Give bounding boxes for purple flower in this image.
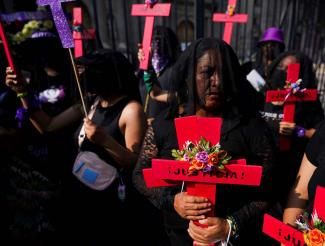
[183,154,189,161]
[195,151,208,163]
[15,107,29,128]
[203,164,214,173]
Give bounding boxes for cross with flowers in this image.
[212,0,248,44]
[263,186,325,246]
[265,63,318,150]
[131,0,171,70]
[143,116,263,245]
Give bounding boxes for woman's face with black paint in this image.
[195,49,224,113]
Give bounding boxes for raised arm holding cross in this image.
[131,1,171,70]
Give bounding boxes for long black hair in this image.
[152,26,181,64]
[77,49,140,102]
[266,51,318,90]
[167,38,257,118]
[254,41,285,78]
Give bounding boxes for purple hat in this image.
[258,27,284,45]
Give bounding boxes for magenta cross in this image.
[212,0,248,45]
[37,0,75,48]
[131,2,171,70]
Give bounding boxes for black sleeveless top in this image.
[75,96,130,169]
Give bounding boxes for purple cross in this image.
[37,0,75,48]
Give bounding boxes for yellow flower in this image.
[28,20,39,29]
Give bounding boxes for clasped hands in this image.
[174,192,230,245]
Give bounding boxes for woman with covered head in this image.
[260,51,324,206]
[133,38,277,246]
[138,26,181,124]
[6,50,147,244]
[241,27,285,79]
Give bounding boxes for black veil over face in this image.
[167,38,257,118]
[153,26,180,64]
[254,41,285,77]
[266,51,318,90]
[76,50,140,101]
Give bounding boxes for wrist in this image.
[227,215,240,240]
[17,91,28,98]
[224,218,231,240]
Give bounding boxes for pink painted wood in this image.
[212,0,248,44]
[73,7,95,58]
[131,3,171,70]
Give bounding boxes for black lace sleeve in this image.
[231,118,276,237]
[132,126,177,210]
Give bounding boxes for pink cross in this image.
[73,7,95,58]
[265,64,318,150]
[143,116,263,245]
[263,186,325,246]
[212,0,248,45]
[0,20,16,73]
[131,2,171,70]
[37,0,75,48]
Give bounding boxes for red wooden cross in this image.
[265,63,318,151]
[0,20,16,73]
[212,0,248,45]
[73,7,95,58]
[263,186,325,246]
[131,2,171,70]
[143,116,263,245]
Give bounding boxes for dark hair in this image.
[153,26,181,63]
[255,41,285,78]
[266,51,317,89]
[77,49,140,101]
[167,38,257,118]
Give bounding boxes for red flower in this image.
[191,159,204,170]
[208,153,219,166]
[304,229,325,246]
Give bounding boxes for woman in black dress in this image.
[260,51,324,205]
[6,50,147,245]
[133,38,278,246]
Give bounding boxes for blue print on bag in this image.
[73,162,85,173]
[82,168,98,184]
